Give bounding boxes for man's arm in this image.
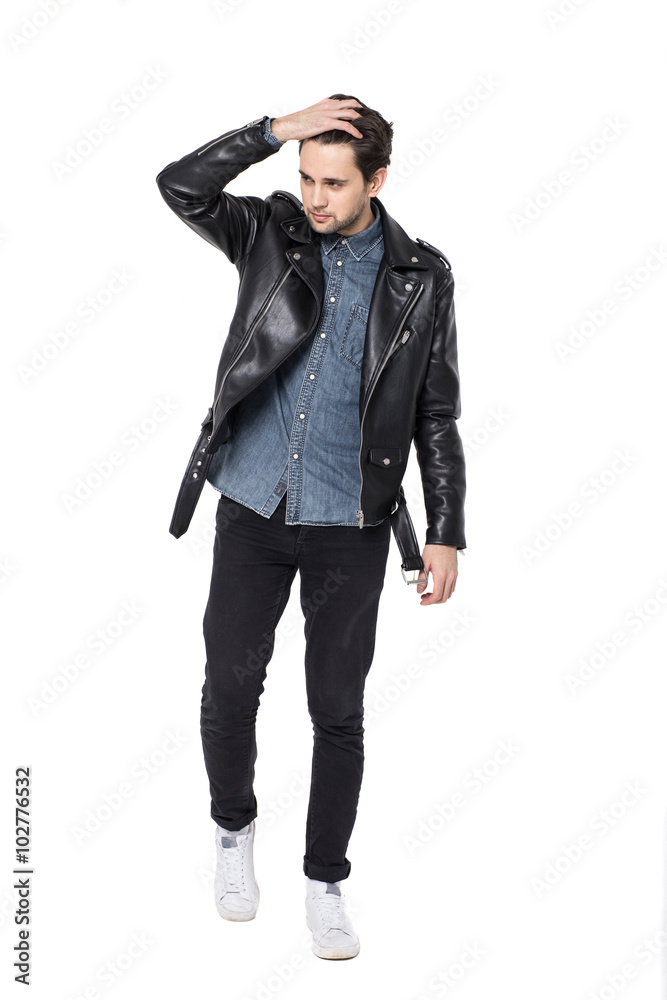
[155,99,365,265]
[412,266,466,605]
[412,267,467,550]
[155,116,281,264]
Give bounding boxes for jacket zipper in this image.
[387,325,412,359]
[356,283,423,528]
[209,263,293,440]
[196,119,261,156]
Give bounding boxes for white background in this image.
[2,0,667,996]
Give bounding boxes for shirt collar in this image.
[320,200,383,260]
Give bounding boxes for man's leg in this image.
[201,493,298,832]
[297,516,392,881]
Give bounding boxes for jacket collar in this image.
[279,194,429,271]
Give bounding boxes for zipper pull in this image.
[388,327,411,359]
[356,509,364,528]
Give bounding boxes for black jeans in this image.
[201,489,392,882]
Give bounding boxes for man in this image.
[156,95,466,960]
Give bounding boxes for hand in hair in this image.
[271,97,364,143]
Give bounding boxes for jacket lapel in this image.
[279,217,324,306]
[280,196,429,418]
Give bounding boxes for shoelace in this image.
[315,892,348,931]
[217,834,250,895]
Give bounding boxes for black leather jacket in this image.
[156,115,466,565]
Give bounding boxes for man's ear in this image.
[370,167,388,197]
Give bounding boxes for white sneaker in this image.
[214,820,259,921]
[305,877,360,959]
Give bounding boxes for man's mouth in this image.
[311,212,331,221]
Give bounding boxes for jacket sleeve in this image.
[155,117,282,264]
[412,267,467,550]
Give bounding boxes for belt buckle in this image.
[401,566,429,586]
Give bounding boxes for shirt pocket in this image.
[339,303,369,370]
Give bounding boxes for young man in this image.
[156,95,466,960]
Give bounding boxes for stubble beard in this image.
[307,193,370,236]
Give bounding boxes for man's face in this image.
[298,139,385,236]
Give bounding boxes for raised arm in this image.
[155,116,281,264]
[155,99,365,265]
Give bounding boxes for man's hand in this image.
[416,544,458,605]
[271,97,364,144]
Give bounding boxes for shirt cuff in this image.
[262,117,284,149]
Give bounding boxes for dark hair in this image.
[298,93,393,183]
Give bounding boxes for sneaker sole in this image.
[216,898,259,921]
[305,917,360,959]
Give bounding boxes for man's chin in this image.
[308,213,338,232]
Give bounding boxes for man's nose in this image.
[312,186,328,208]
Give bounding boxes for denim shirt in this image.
[206,121,386,525]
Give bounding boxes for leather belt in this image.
[169,408,427,586]
[389,487,428,586]
[168,408,215,541]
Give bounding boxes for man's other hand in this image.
[416,544,458,605]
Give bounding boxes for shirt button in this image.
[341,239,346,244]
[309,373,315,380]
[299,413,305,419]
[293,252,301,259]
[329,296,336,302]
[405,283,413,291]
[336,260,342,266]
[411,256,419,262]
[293,453,299,459]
